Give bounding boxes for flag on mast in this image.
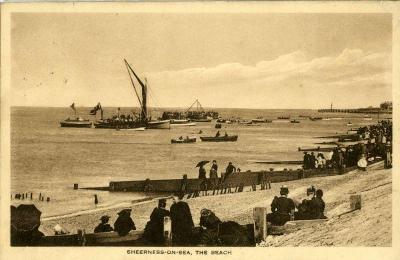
[90,102,102,115]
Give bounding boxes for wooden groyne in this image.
[81,160,382,193]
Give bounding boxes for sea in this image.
[10,107,388,218]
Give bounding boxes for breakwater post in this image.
[94,194,98,205]
[253,207,267,243]
[163,216,172,246]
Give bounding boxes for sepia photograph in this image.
[1,2,399,258]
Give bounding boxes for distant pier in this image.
[317,108,392,114]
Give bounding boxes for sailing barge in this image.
[93,60,170,130]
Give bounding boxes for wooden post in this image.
[163,216,172,246]
[74,184,79,190]
[94,195,98,205]
[39,193,42,200]
[22,194,25,200]
[350,194,362,210]
[30,193,33,199]
[46,197,50,202]
[252,184,256,191]
[268,181,271,189]
[77,229,86,246]
[253,207,267,243]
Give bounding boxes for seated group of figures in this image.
[267,185,326,226]
[94,192,252,246]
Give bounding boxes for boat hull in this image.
[200,135,238,142]
[146,120,171,129]
[60,121,92,128]
[171,138,197,144]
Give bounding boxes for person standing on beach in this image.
[94,215,113,233]
[210,160,219,189]
[224,162,236,181]
[114,208,136,236]
[170,192,194,245]
[143,199,170,245]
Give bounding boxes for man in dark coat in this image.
[94,215,113,233]
[267,186,295,226]
[144,199,170,245]
[309,189,327,219]
[170,192,194,246]
[224,162,236,180]
[114,208,136,236]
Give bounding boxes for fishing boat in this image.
[310,117,322,121]
[60,103,92,128]
[200,135,238,142]
[290,120,300,123]
[277,116,290,120]
[60,117,92,128]
[171,136,197,144]
[170,122,197,127]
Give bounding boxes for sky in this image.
[11,13,392,109]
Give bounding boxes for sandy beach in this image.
[40,162,391,246]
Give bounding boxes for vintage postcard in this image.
[1,2,399,260]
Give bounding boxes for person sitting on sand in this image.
[267,186,295,226]
[94,215,113,233]
[215,131,220,137]
[114,208,136,236]
[294,186,316,220]
[309,189,327,219]
[143,199,170,245]
[170,192,194,246]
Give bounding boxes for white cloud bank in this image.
[146,49,391,109]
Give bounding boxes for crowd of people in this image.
[267,186,326,226]
[303,121,392,170]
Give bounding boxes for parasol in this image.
[195,160,210,168]
[11,204,41,231]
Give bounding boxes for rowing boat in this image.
[171,137,197,144]
[200,135,238,142]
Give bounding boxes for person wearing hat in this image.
[224,162,236,182]
[267,185,295,226]
[94,215,113,233]
[170,192,194,245]
[209,160,219,189]
[143,199,170,245]
[309,189,327,219]
[114,208,136,236]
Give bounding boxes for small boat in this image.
[310,117,322,121]
[171,137,197,144]
[118,127,145,131]
[252,118,266,123]
[146,120,171,129]
[346,122,353,126]
[170,122,197,127]
[200,135,238,142]
[277,116,290,120]
[290,120,300,123]
[170,119,190,124]
[60,117,92,128]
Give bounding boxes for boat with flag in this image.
[60,103,92,128]
[92,60,170,130]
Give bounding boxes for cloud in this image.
[145,49,391,108]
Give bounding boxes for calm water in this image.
[11,107,384,217]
